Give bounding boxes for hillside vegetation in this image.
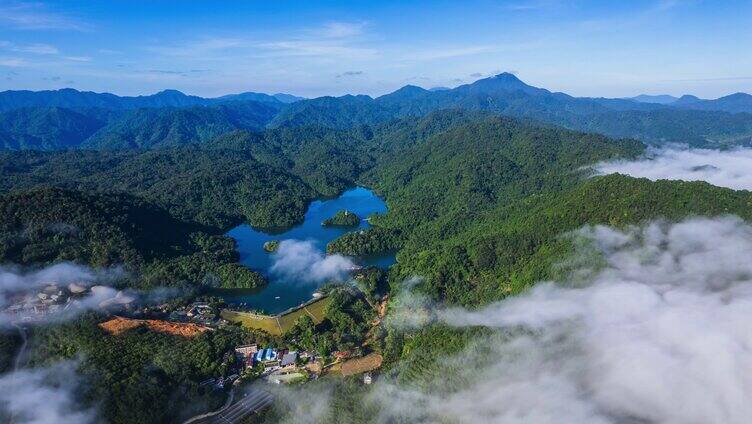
[4,103,752,424]
[0,187,264,289]
[0,124,375,229]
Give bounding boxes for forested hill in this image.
[81,102,282,149]
[0,107,108,150]
[379,173,752,408]
[0,111,638,232]
[0,122,376,229]
[0,101,283,150]
[0,147,317,229]
[3,73,752,150]
[0,186,268,289]
[0,187,197,267]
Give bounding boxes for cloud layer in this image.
[375,216,752,424]
[270,240,355,284]
[595,147,752,191]
[0,361,96,424]
[0,263,147,326]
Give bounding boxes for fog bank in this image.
[0,263,174,326]
[595,146,752,190]
[270,240,355,284]
[375,216,752,424]
[0,361,96,424]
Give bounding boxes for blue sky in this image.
[0,0,750,98]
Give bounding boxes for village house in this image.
[235,344,258,358]
[234,344,259,369]
[280,351,298,367]
[254,347,278,363]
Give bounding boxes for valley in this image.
[2,101,750,422]
[1,49,752,424]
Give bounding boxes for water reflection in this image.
[220,187,395,314]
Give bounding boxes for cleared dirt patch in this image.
[99,316,210,337]
[341,353,383,376]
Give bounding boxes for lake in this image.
[218,187,395,314]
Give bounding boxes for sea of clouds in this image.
[370,216,752,423]
[595,146,752,190]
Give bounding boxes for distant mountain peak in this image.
[272,93,305,103]
[721,92,752,100]
[460,71,545,96]
[393,85,429,94]
[677,94,701,101]
[377,85,429,102]
[494,72,522,81]
[153,89,187,97]
[631,94,679,105]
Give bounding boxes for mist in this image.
[0,262,172,326]
[374,216,752,424]
[595,146,752,190]
[270,240,355,284]
[0,263,99,295]
[0,361,97,424]
[263,382,334,424]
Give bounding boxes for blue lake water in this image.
[219,187,395,314]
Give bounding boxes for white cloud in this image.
[0,41,58,55]
[63,56,92,62]
[256,40,378,59]
[0,2,90,31]
[0,263,138,326]
[0,361,97,424]
[376,217,752,424]
[336,70,364,78]
[506,0,565,11]
[0,56,28,67]
[0,263,96,293]
[409,45,497,61]
[264,382,333,424]
[147,22,376,62]
[318,21,367,39]
[595,147,752,191]
[270,240,355,284]
[147,37,245,57]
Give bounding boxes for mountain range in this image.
[0,88,303,112]
[2,73,752,150]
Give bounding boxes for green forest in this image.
[2,87,752,423]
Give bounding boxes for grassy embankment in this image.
[221,296,331,336]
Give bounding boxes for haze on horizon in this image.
[0,0,751,99]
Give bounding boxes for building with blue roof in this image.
[265,348,277,361]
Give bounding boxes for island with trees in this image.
[322,209,360,227]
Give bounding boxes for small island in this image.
[322,209,360,227]
[263,240,280,253]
